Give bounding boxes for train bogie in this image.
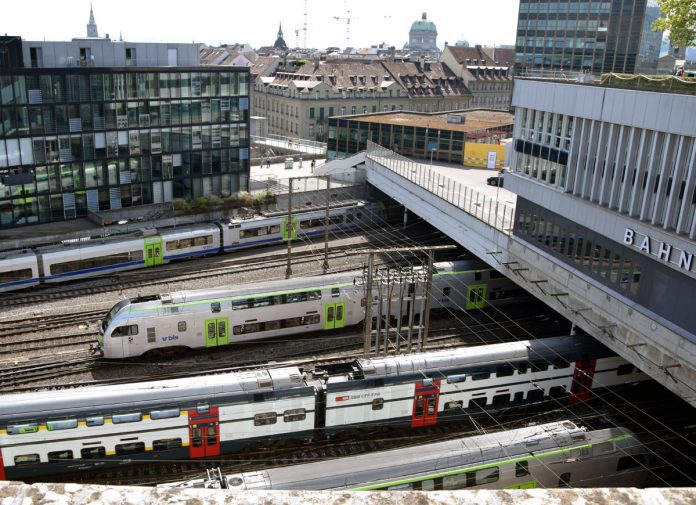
[0,250,39,292]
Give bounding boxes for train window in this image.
[371,398,384,411]
[86,416,104,427]
[420,479,435,491]
[616,363,634,376]
[492,393,510,405]
[553,357,570,369]
[530,361,548,372]
[111,324,138,337]
[475,467,499,485]
[269,225,281,234]
[210,302,221,313]
[47,419,78,431]
[112,412,142,424]
[496,365,514,377]
[444,400,463,411]
[153,438,182,450]
[469,397,487,410]
[307,314,320,324]
[515,461,530,477]
[150,408,180,420]
[194,236,212,246]
[14,454,40,466]
[196,403,209,414]
[558,472,571,487]
[254,413,278,426]
[253,297,271,308]
[386,483,412,490]
[264,320,281,331]
[549,386,567,398]
[81,447,106,459]
[592,441,614,455]
[489,270,504,279]
[49,252,138,275]
[442,287,451,296]
[442,472,468,489]
[474,272,482,281]
[516,363,528,374]
[147,327,156,343]
[177,321,187,332]
[470,370,490,381]
[115,442,145,455]
[48,450,74,461]
[283,409,306,422]
[331,287,340,298]
[617,454,646,471]
[526,389,544,402]
[307,290,321,300]
[6,422,38,435]
[232,299,248,310]
[0,268,33,283]
[446,374,466,384]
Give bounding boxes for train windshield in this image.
[101,300,130,332]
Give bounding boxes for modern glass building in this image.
[515,0,663,75]
[0,67,250,228]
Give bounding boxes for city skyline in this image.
[4,0,520,49]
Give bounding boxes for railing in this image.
[251,134,327,154]
[365,141,515,234]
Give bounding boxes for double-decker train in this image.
[0,202,380,293]
[0,334,648,480]
[163,421,650,490]
[97,260,529,359]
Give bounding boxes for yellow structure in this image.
[463,143,506,169]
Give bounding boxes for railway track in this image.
[0,308,566,393]
[0,229,445,308]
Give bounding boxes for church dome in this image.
[455,40,469,47]
[410,12,437,33]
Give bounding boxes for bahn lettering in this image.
[623,228,694,273]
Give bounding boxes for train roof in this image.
[200,422,636,490]
[0,367,304,421]
[350,335,613,379]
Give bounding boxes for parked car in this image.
[487,168,507,187]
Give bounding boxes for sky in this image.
[3,0,521,49]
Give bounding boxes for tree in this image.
[652,0,696,49]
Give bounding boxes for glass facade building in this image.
[515,0,661,75]
[0,67,250,228]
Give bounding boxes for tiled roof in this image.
[382,61,471,97]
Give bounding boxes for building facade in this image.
[508,78,695,338]
[514,0,663,76]
[0,67,250,227]
[327,109,513,162]
[252,60,471,141]
[440,45,514,110]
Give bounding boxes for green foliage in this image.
[652,0,696,48]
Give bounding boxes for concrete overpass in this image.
[365,141,696,407]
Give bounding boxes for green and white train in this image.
[163,420,650,490]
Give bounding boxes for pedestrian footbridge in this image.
[364,142,696,407]
[251,134,326,156]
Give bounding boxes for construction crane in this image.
[292,0,308,48]
[333,0,354,48]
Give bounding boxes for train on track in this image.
[0,334,648,480]
[97,259,528,359]
[163,420,649,490]
[0,201,381,293]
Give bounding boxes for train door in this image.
[144,237,163,267]
[281,217,299,240]
[569,359,597,404]
[188,408,221,459]
[465,284,487,310]
[204,318,229,347]
[324,302,346,330]
[0,448,6,480]
[411,380,441,428]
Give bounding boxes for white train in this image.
[0,335,649,481]
[163,421,650,490]
[0,202,380,293]
[97,260,528,359]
